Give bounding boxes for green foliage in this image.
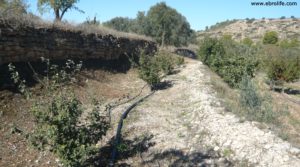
[198,37,258,87]
[38,0,83,21]
[146,2,194,46]
[239,76,262,111]
[155,51,176,75]
[8,63,31,99]
[103,2,195,46]
[138,52,161,89]
[0,0,27,14]
[242,37,253,46]
[9,59,109,166]
[40,58,82,91]
[102,17,135,32]
[265,48,300,83]
[138,50,183,89]
[239,76,276,123]
[30,93,109,167]
[279,39,299,48]
[263,31,279,44]
[197,37,225,66]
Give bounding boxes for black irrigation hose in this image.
[109,91,155,166]
[106,84,148,123]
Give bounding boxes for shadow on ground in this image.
[155,80,174,90]
[89,134,155,166]
[142,148,233,167]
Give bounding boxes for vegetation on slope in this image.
[103,2,196,47]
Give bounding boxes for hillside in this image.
[197,18,300,42]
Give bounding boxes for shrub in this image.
[138,50,182,89]
[10,59,109,166]
[239,76,276,123]
[155,51,175,75]
[138,52,161,89]
[197,37,225,65]
[239,76,262,111]
[266,48,300,83]
[263,31,279,44]
[198,37,258,87]
[242,37,253,46]
[30,93,109,167]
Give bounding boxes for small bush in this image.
[138,50,182,89]
[155,51,175,75]
[10,59,110,166]
[266,48,300,83]
[242,37,253,46]
[263,31,279,44]
[239,76,276,123]
[239,76,262,111]
[138,52,161,89]
[30,93,109,167]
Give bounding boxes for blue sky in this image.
[26,0,300,30]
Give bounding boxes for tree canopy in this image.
[38,0,83,21]
[103,2,195,47]
[102,17,135,32]
[0,0,27,14]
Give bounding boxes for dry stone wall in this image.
[0,21,156,65]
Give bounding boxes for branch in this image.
[59,6,71,20]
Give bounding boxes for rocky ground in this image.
[114,58,300,166]
[1,58,300,166]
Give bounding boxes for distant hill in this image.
[197,18,300,42]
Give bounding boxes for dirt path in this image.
[118,58,300,166]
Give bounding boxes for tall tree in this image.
[102,2,195,46]
[0,0,27,14]
[145,2,194,46]
[38,0,83,21]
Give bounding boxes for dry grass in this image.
[0,12,153,41]
[208,65,300,147]
[0,66,147,166]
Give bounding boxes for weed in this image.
[8,63,31,99]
